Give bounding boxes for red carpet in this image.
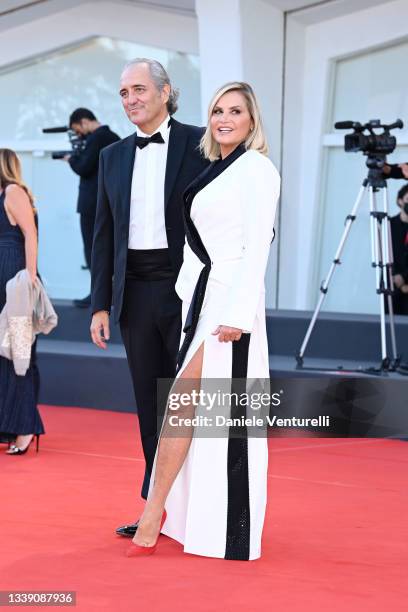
[1,405,407,611]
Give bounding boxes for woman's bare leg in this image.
[133,343,204,547]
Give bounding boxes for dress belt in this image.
[126,248,174,281]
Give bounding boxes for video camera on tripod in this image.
[297,118,406,374]
[335,119,403,155]
[42,126,86,160]
[335,119,403,187]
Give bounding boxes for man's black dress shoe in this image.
[116,521,139,537]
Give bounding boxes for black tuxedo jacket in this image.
[69,125,120,216]
[91,118,208,323]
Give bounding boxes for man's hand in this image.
[393,274,405,289]
[382,162,408,178]
[212,325,243,343]
[398,163,408,179]
[63,154,71,162]
[400,284,408,294]
[91,310,110,349]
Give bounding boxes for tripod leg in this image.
[369,188,388,368]
[382,187,399,364]
[297,184,367,363]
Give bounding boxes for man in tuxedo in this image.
[90,58,208,537]
[65,108,120,307]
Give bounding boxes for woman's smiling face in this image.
[210,90,253,158]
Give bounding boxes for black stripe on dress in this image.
[176,143,247,373]
[225,333,251,561]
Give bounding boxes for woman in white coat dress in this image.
[127,82,281,561]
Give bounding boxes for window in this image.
[0,37,200,298]
[316,40,408,314]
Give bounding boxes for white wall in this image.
[196,0,283,165]
[196,0,284,308]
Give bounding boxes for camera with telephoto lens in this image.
[42,126,87,159]
[335,119,403,156]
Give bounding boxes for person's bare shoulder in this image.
[4,184,31,210]
[5,183,22,194]
[5,183,28,198]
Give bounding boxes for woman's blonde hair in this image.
[200,82,268,161]
[0,148,35,208]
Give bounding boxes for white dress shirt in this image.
[128,115,170,249]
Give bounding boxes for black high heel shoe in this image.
[6,435,40,455]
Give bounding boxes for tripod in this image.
[296,155,401,373]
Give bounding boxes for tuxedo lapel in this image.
[165,119,188,210]
[119,133,137,237]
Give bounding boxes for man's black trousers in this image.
[80,211,96,270]
[120,276,182,499]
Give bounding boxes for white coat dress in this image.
[149,146,281,560]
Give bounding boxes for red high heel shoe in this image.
[126,510,167,557]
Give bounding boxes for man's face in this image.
[397,193,408,214]
[70,120,88,137]
[119,63,169,130]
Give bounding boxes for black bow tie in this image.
[135,132,165,149]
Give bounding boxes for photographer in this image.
[64,108,120,308]
[388,184,408,315]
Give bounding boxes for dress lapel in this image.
[164,119,188,210]
[183,143,246,215]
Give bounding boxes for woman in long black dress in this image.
[0,148,44,454]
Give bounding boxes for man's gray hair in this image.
[123,58,179,115]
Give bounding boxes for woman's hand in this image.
[27,269,37,285]
[212,325,242,342]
